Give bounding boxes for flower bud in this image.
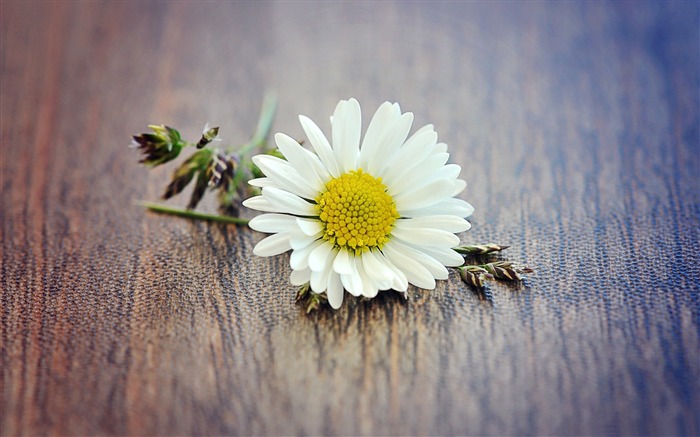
[197,123,221,148]
[130,125,184,166]
[208,152,238,189]
[459,266,490,288]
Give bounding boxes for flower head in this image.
[197,123,221,148]
[243,98,474,309]
[130,124,184,166]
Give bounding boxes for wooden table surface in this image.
[2,1,699,435]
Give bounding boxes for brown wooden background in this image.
[2,1,699,435]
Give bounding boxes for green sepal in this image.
[188,163,213,210]
[162,148,213,199]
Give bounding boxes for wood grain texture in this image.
[2,1,699,435]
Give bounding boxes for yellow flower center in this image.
[316,168,399,253]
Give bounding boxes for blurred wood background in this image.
[2,1,698,435]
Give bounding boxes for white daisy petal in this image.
[242,195,275,212]
[438,163,462,180]
[382,126,437,185]
[359,101,399,168]
[310,272,326,292]
[361,248,395,285]
[341,273,363,297]
[452,178,467,196]
[326,271,344,309]
[249,213,297,233]
[404,244,465,267]
[310,268,328,293]
[389,240,449,280]
[391,226,461,248]
[402,198,475,218]
[309,241,334,272]
[394,178,456,212]
[253,155,317,200]
[332,248,353,275]
[310,248,338,293]
[290,232,321,250]
[248,177,272,188]
[253,232,292,257]
[368,112,414,176]
[395,215,471,234]
[261,187,316,216]
[388,152,450,197]
[290,268,311,286]
[299,115,340,178]
[296,217,323,236]
[332,98,361,171]
[360,104,412,174]
[274,133,329,190]
[382,242,436,289]
[340,254,363,297]
[356,260,379,298]
[375,249,409,291]
[290,239,324,270]
[396,162,466,195]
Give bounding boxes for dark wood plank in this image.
[2,1,698,435]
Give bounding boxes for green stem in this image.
[237,91,278,157]
[135,201,250,225]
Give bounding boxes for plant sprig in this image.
[455,244,534,296]
[454,243,510,255]
[296,283,328,314]
[131,93,278,218]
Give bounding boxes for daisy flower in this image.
[243,98,474,309]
